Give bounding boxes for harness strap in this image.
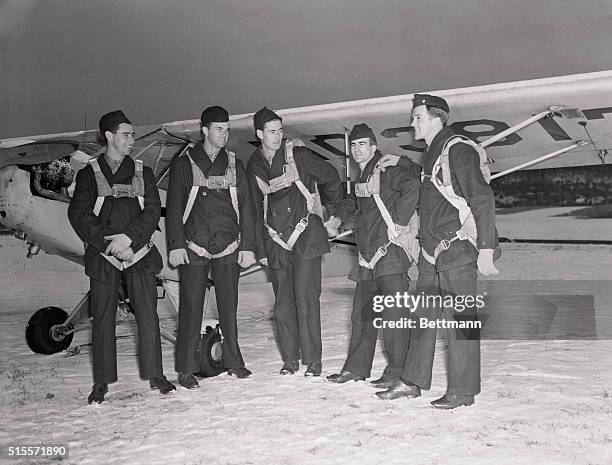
[422,228,478,266]
[186,236,241,259]
[255,141,321,251]
[355,163,420,266]
[261,193,311,251]
[91,158,145,217]
[182,151,239,224]
[102,242,153,271]
[427,136,485,264]
[358,243,391,270]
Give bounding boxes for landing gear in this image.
[195,325,225,378]
[25,306,74,354]
[24,277,228,379]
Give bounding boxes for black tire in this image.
[26,307,74,354]
[195,326,224,378]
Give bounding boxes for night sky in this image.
[2,0,612,138]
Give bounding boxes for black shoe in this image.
[369,375,393,389]
[178,372,199,389]
[280,361,299,375]
[325,371,365,384]
[304,361,322,377]
[87,383,108,404]
[149,375,176,394]
[375,380,421,400]
[227,367,252,378]
[431,393,474,409]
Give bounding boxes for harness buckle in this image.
[111,185,132,197]
[354,183,370,198]
[295,217,309,233]
[440,239,452,251]
[378,244,388,256]
[269,176,291,192]
[206,178,228,189]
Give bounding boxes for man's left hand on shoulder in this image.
[376,154,401,172]
[238,251,256,268]
[477,248,499,276]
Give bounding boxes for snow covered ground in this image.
[1,234,612,465]
[496,206,612,241]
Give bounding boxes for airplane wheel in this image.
[195,326,224,378]
[26,307,74,354]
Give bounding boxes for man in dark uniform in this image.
[68,110,175,404]
[376,95,499,409]
[166,105,257,388]
[247,107,342,376]
[325,123,420,388]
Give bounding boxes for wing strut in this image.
[491,141,589,180]
[344,128,351,194]
[481,106,563,148]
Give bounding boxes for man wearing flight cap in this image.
[166,105,257,388]
[247,107,342,376]
[69,110,175,404]
[325,123,420,388]
[375,94,499,409]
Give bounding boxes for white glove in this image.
[477,248,499,276]
[104,233,132,256]
[169,248,190,267]
[238,251,256,268]
[115,247,135,262]
[324,216,342,237]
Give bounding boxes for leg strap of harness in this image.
[265,215,310,251]
[358,242,390,270]
[186,238,241,259]
[426,228,478,265]
[101,243,153,271]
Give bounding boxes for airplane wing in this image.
[211,70,612,176]
[2,70,611,185]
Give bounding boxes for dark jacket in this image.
[334,150,420,281]
[247,145,343,269]
[68,155,163,282]
[165,143,256,264]
[419,127,497,271]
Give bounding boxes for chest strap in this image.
[182,150,239,225]
[90,158,145,217]
[255,140,322,251]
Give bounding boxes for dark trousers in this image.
[343,273,410,379]
[401,260,481,396]
[175,259,244,373]
[90,272,162,384]
[269,256,322,364]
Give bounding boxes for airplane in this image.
[1,70,611,376]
